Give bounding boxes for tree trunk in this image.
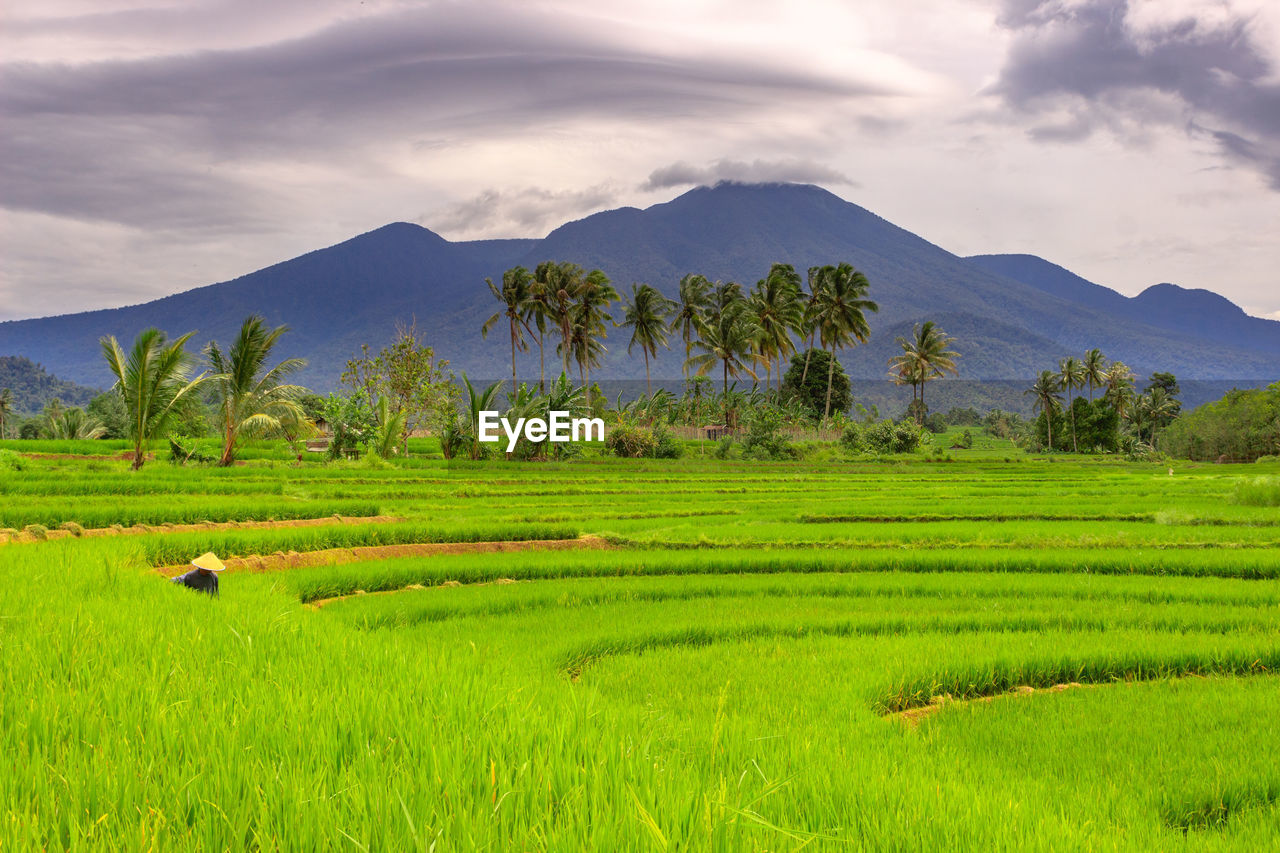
[538,330,545,393]
[919,380,926,424]
[823,347,836,421]
[509,317,518,395]
[1046,406,1053,452]
[219,409,235,467]
[1069,390,1078,452]
[801,339,813,384]
[722,359,729,424]
[644,348,651,397]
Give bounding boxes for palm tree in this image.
[748,264,803,393]
[0,389,12,439]
[798,265,827,385]
[685,293,760,422]
[1025,370,1064,451]
[49,408,107,440]
[811,263,878,420]
[371,395,407,459]
[481,266,534,393]
[1104,362,1135,419]
[1058,355,1085,452]
[523,271,554,393]
[101,328,208,470]
[619,283,676,396]
[542,261,585,379]
[674,274,712,379]
[460,374,502,460]
[569,269,618,408]
[891,321,958,422]
[205,316,309,467]
[1139,386,1179,448]
[1083,348,1107,401]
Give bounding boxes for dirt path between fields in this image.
[891,682,1093,727]
[1,515,402,545]
[157,533,612,577]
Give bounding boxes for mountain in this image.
[2,182,1277,391]
[0,356,101,414]
[966,254,1280,356]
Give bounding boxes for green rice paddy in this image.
[2,446,1278,849]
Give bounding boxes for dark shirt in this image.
[171,569,219,596]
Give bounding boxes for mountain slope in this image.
[0,356,100,414]
[2,183,1276,388]
[966,254,1280,356]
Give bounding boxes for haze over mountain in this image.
[1,183,1276,390]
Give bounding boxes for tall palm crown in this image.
[685,287,760,420]
[797,265,828,384]
[1104,362,1135,418]
[1082,348,1107,401]
[49,407,107,440]
[205,316,309,467]
[1138,386,1178,446]
[901,321,958,420]
[1058,355,1086,452]
[526,263,562,391]
[1025,369,1064,451]
[748,263,803,393]
[568,268,618,406]
[539,261,585,378]
[481,266,534,393]
[619,283,677,396]
[811,263,878,420]
[674,273,712,377]
[101,327,207,470]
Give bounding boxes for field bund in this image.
[2,447,1280,849]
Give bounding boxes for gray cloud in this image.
[642,158,856,191]
[990,0,1280,188]
[430,185,619,236]
[0,3,890,234]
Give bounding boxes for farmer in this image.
[171,552,225,596]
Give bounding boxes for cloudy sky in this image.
[2,0,1278,322]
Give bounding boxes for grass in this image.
[2,447,1279,849]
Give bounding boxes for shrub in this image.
[862,420,924,454]
[0,449,24,471]
[606,424,656,458]
[713,437,734,459]
[840,423,866,454]
[58,521,85,536]
[23,524,49,541]
[650,424,683,459]
[955,429,974,450]
[741,409,798,461]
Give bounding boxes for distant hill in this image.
[966,254,1280,356]
[0,355,101,414]
[1,183,1277,392]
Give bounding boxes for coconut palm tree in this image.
[685,293,760,422]
[798,265,827,385]
[1058,355,1086,452]
[891,321,958,422]
[481,266,534,393]
[0,388,12,439]
[205,315,309,467]
[619,283,676,396]
[1104,362,1135,419]
[371,395,407,459]
[674,274,712,380]
[523,272,554,393]
[539,261,585,379]
[1083,348,1107,401]
[569,269,618,408]
[101,328,208,470]
[748,263,803,393]
[1138,386,1179,448]
[1025,370,1064,451]
[811,263,878,420]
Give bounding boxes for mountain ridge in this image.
[2,182,1276,388]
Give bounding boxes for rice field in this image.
[2,446,1279,850]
